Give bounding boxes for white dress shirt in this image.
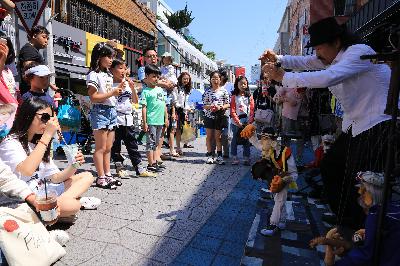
[279,44,393,136]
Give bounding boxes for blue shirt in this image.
[22,90,55,107]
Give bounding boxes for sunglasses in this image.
[36,112,53,123]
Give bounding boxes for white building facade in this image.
[138,0,217,91]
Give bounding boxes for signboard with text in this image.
[13,0,49,35]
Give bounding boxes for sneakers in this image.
[139,170,157,177]
[260,224,279,236]
[96,177,117,190]
[147,164,162,173]
[215,156,225,165]
[49,230,70,246]
[80,197,101,210]
[115,162,129,179]
[206,157,214,164]
[232,157,240,165]
[156,161,166,169]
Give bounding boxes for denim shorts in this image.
[146,125,163,151]
[89,104,117,130]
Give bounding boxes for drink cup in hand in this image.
[62,144,81,168]
[36,189,58,226]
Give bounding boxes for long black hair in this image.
[178,72,192,95]
[232,76,250,97]
[9,98,53,163]
[0,31,15,65]
[89,42,115,72]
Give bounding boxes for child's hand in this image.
[74,150,85,165]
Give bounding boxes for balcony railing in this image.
[347,0,400,35]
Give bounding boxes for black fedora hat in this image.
[305,17,344,48]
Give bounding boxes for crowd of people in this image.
[0,4,399,263]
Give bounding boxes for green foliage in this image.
[206,51,216,60]
[164,4,195,33]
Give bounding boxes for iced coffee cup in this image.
[36,190,58,225]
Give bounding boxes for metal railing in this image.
[347,0,400,36]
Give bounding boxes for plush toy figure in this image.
[310,171,400,266]
[242,126,298,236]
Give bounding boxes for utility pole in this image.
[43,4,55,96]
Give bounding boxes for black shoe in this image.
[156,161,166,169]
[147,165,162,173]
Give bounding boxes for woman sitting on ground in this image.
[0,98,100,222]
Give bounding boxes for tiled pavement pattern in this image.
[241,194,331,266]
[171,174,263,266]
[51,138,262,265]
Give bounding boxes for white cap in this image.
[25,65,54,77]
[161,52,173,59]
[356,171,384,187]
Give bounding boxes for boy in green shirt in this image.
[140,64,169,172]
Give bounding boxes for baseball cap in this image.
[24,65,54,77]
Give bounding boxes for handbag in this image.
[0,204,66,266]
[254,93,274,124]
[181,122,196,144]
[57,98,81,130]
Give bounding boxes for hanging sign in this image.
[13,0,49,35]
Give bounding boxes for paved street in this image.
[53,137,262,265]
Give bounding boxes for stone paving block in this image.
[119,227,161,255]
[56,237,107,265]
[219,240,245,259]
[147,237,185,264]
[127,218,175,236]
[88,212,131,231]
[174,247,214,266]
[79,243,146,266]
[100,203,143,221]
[198,223,229,239]
[165,219,204,241]
[189,234,223,253]
[80,227,120,244]
[212,254,241,266]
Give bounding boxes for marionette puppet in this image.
[310,171,400,266]
[241,124,298,236]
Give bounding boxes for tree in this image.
[164,4,194,33]
[206,51,216,60]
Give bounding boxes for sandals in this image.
[169,151,181,157]
[183,144,194,148]
[96,177,117,190]
[106,174,122,186]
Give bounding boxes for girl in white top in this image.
[160,52,178,86]
[0,98,97,220]
[87,42,123,189]
[170,72,193,156]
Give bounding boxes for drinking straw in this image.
[44,178,48,200]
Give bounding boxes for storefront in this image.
[53,21,88,95]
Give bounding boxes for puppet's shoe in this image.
[278,222,286,230]
[260,224,279,236]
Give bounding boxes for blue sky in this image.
[165,0,287,75]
